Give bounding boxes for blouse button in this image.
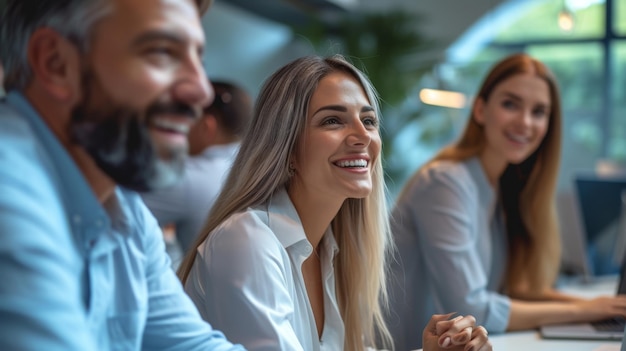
[304,244,313,255]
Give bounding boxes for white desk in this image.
[490,275,622,351]
[412,331,620,351]
[413,276,622,351]
[490,330,620,351]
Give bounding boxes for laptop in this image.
[575,176,626,277]
[540,193,626,341]
[539,257,626,340]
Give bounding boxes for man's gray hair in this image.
[0,0,112,91]
[0,0,213,92]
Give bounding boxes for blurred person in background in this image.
[142,80,252,260]
[386,53,626,351]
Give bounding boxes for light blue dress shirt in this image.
[184,188,345,351]
[0,92,244,351]
[386,157,511,351]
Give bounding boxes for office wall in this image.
[201,2,315,99]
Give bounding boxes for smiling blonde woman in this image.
[178,55,491,351]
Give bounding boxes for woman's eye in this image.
[322,117,341,125]
[363,117,378,127]
[533,108,548,119]
[502,100,517,109]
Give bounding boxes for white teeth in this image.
[506,132,528,143]
[336,159,368,168]
[153,119,190,133]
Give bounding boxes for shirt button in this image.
[73,215,81,224]
[304,245,312,255]
[95,220,103,227]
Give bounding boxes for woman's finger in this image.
[439,314,476,335]
[436,315,478,347]
[464,325,491,351]
[428,312,456,335]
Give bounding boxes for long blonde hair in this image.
[427,53,562,294]
[178,55,393,350]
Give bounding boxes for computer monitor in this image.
[575,175,626,276]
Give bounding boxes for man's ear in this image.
[473,97,486,125]
[27,28,82,102]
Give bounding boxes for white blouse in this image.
[184,188,344,351]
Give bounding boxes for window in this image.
[610,41,626,160]
[494,0,605,41]
[616,0,626,34]
[403,0,626,195]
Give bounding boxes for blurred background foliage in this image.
[292,10,437,184]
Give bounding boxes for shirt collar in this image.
[266,187,308,249]
[321,225,340,259]
[265,187,339,259]
[199,141,240,159]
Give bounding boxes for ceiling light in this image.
[419,88,467,109]
[558,7,575,31]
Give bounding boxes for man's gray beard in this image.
[69,68,195,192]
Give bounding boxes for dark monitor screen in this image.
[575,175,626,275]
